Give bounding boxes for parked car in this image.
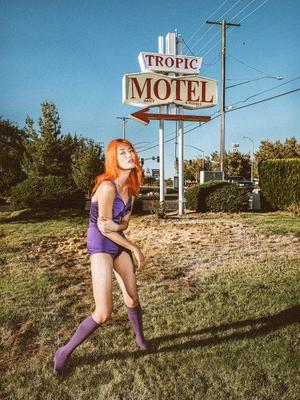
[225,176,254,188]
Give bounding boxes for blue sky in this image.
[1,0,299,178]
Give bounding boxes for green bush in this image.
[259,158,300,210]
[11,176,85,210]
[185,180,251,212]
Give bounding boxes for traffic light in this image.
[189,159,193,165]
[140,158,144,166]
[156,156,160,162]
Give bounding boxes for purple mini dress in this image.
[86,179,133,260]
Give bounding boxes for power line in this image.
[137,87,299,155]
[200,0,271,59]
[227,0,256,21]
[227,53,271,76]
[181,38,196,56]
[228,76,300,108]
[194,0,250,55]
[201,52,221,74]
[226,0,271,37]
[185,0,229,45]
[137,112,221,154]
[239,0,270,23]
[227,87,300,112]
[191,0,243,52]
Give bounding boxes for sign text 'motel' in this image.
[138,52,202,74]
[123,72,218,109]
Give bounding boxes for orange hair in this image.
[92,138,143,197]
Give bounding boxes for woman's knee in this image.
[92,309,112,324]
[125,294,140,308]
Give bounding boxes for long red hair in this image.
[92,138,143,196]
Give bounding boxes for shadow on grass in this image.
[61,304,300,377]
[0,208,87,224]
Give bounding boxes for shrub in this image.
[185,180,251,212]
[259,158,300,210]
[11,176,85,210]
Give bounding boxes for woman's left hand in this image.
[97,216,118,233]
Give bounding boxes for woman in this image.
[53,138,153,377]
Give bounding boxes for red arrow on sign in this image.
[130,107,211,125]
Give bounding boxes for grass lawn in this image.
[0,209,299,400]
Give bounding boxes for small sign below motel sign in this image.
[122,72,217,109]
[138,52,202,75]
[152,169,160,178]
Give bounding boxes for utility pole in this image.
[116,117,130,139]
[206,19,240,178]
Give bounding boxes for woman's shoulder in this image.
[93,180,116,201]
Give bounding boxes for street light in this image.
[242,136,255,182]
[226,75,283,89]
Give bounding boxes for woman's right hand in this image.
[131,246,145,269]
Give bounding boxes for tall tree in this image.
[0,117,27,194]
[24,101,73,177]
[71,138,104,196]
[36,100,64,176]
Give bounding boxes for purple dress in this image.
[86,179,133,261]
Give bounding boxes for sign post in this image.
[176,34,185,215]
[122,32,218,216]
[158,36,165,208]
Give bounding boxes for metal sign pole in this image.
[158,36,165,205]
[177,34,184,215]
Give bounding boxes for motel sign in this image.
[138,52,202,74]
[122,72,218,109]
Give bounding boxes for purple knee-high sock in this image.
[127,304,153,351]
[53,316,100,377]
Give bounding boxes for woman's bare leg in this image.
[113,251,153,351]
[113,251,139,308]
[90,253,114,323]
[53,253,113,377]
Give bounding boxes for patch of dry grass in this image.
[0,209,299,399]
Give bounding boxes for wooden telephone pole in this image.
[206,19,240,177]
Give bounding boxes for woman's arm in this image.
[96,183,136,251]
[114,196,135,231]
[98,196,135,232]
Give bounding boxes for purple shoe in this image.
[53,347,69,377]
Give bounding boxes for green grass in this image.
[183,210,300,237]
[0,209,299,400]
[238,211,300,237]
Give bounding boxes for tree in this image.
[0,117,27,194]
[211,150,251,179]
[174,156,213,182]
[255,136,300,176]
[24,101,66,177]
[23,101,86,179]
[71,138,104,196]
[143,176,157,186]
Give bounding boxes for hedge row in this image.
[259,158,300,210]
[185,180,251,212]
[11,176,86,210]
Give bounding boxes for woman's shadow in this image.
[72,304,300,371]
